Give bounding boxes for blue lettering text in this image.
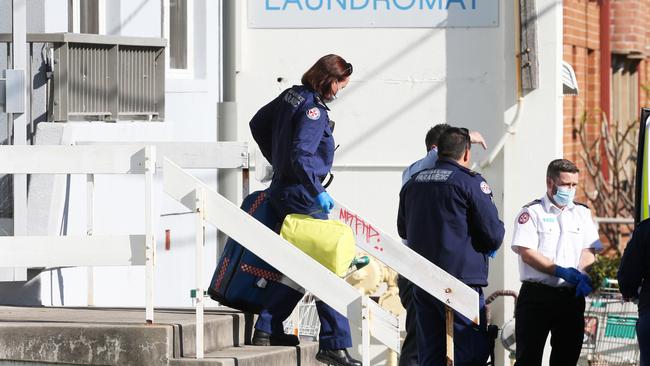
[283,0,304,10]
[305,0,323,9]
[420,0,442,9]
[329,0,347,9]
[446,0,465,9]
[393,0,416,9]
[265,0,281,10]
[374,0,390,10]
[351,0,369,9]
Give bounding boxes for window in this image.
[69,0,104,34]
[166,0,194,75]
[611,55,639,126]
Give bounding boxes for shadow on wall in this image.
[334,28,444,160]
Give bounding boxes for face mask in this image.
[553,186,576,207]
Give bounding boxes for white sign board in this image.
[248,0,499,28]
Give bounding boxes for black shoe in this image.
[315,348,362,366]
[251,329,300,346]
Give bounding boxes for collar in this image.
[541,193,575,213]
[314,94,331,111]
[436,158,475,174]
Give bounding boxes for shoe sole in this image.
[315,354,349,366]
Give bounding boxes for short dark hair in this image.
[437,127,471,160]
[301,54,353,100]
[546,159,580,180]
[425,123,451,151]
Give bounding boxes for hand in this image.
[554,266,583,285]
[469,131,488,150]
[575,275,593,297]
[316,192,334,214]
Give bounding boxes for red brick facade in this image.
[563,0,650,197]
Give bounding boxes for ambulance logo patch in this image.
[518,212,530,224]
[480,181,492,194]
[306,107,320,120]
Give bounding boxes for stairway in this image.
[0,306,320,366]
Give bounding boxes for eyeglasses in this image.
[343,63,353,76]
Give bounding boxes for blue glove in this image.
[316,192,334,214]
[487,250,497,258]
[554,266,583,285]
[575,275,593,297]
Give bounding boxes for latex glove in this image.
[575,275,593,297]
[554,266,583,285]
[316,192,334,214]
[487,250,497,258]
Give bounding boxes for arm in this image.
[469,131,488,150]
[468,178,505,253]
[290,107,328,197]
[397,184,408,240]
[618,221,649,300]
[249,99,278,163]
[518,247,556,275]
[578,248,596,272]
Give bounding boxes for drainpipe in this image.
[217,0,238,250]
[599,0,611,178]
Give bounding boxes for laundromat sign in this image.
[248,0,498,28]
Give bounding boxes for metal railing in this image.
[0,33,166,121]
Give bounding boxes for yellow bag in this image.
[280,214,356,277]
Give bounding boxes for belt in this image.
[522,281,575,293]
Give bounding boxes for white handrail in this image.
[331,201,480,324]
[0,145,156,323]
[162,158,400,363]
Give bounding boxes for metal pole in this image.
[86,174,95,306]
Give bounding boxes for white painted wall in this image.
[236,0,563,364]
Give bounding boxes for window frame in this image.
[164,0,195,79]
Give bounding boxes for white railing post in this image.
[361,295,371,366]
[145,146,156,324]
[194,187,205,359]
[86,174,95,306]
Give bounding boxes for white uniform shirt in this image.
[511,194,602,287]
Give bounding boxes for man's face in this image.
[546,171,579,197]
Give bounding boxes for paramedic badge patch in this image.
[518,212,530,224]
[306,107,320,120]
[480,181,492,194]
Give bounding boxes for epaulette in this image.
[574,201,589,209]
[523,199,542,208]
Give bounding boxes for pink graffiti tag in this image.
[338,208,382,250]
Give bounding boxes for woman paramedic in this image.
[249,54,360,366]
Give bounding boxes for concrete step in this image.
[0,306,251,365]
[169,342,322,366]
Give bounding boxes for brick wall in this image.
[563,0,602,199]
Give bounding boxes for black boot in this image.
[251,329,300,346]
[315,348,362,366]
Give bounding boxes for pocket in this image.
[537,223,559,259]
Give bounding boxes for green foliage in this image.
[588,254,621,291]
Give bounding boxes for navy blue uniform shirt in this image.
[250,85,334,197]
[397,159,505,286]
[618,218,650,316]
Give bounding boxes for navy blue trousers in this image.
[254,183,352,350]
[397,275,418,366]
[639,314,649,366]
[414,286,489,366]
